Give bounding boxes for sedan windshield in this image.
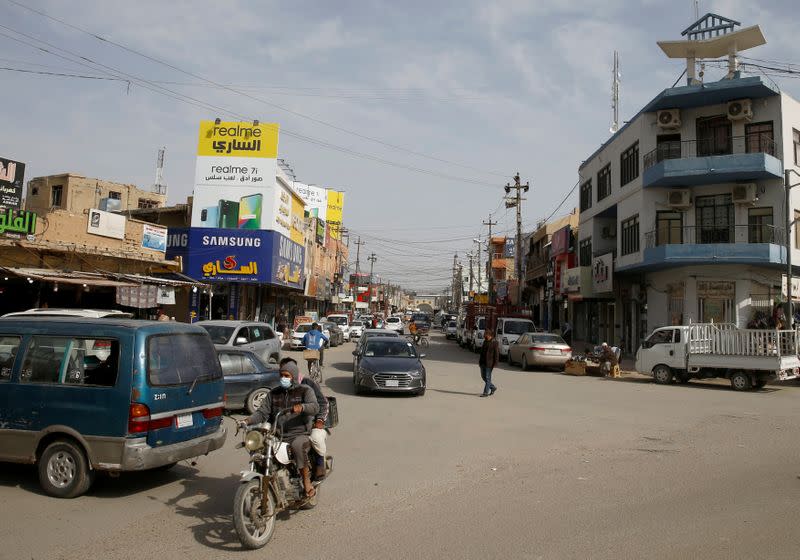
[364,340,417,358]
[295,324,312,333]
[531,334,567,345]
[328,316,348,326]
[504,321,535,335]
[199,325,235,345]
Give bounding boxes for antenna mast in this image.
[610,50,620,133]
[153,146,167,196]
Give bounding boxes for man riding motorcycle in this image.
[239,361,319,497]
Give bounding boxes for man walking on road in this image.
[479,329,499,397]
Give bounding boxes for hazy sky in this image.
[1,0,798,291]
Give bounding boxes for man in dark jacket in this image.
[280,357,329,478]
[479,329,500,397]
[241,361,319,496]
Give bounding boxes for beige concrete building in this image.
[25,173,166,215]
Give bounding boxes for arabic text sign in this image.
[294,183,328,220]
[592,253,613,293]
[0,208,36,236]
[142,224,167,252]
[326,190,344,239]
[0,157,25,210]
[197,121,279,158]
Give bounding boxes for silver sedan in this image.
[508,332,572,370]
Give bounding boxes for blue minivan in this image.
[0,318,227,498]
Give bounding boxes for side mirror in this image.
[419,354,426,359]
[267,357,278,365]
[235,337,248,346]
[352,350,359,356]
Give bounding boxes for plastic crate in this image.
[324,396,338,429]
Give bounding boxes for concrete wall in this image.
[26,174,166,215]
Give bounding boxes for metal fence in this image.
[644,224,785,248]
[643,134,778,169]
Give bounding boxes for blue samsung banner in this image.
[166,227,305,290]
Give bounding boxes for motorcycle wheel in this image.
[233,479,276,550]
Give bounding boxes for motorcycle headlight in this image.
[245,430,265,451]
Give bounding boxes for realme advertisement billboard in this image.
[326,190,344,239]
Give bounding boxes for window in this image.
[748,207,774,243]
[579,180,592,212]
[745,122,774,155]
[0,336,21,381]
[696,115,732,156]
[517,335,529,345]
[656,211,683,246]
[696,194,734,243]
[248,327,264,342]
[218,352,258,375]
[579,238,592,266]
[19,336,118,386]
[138,198,159,209]
[621,215,640,255]
[794,129,800,165]
[51,185,63,208]
[597,165,611,201]
[620,141,639,186]
[647,329,674,345]
[108,191,122,200]
[147,334,222,386]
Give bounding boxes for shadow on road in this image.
[324,375,355,396]
[429,388,482,397]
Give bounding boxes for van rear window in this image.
[147,334,222,386]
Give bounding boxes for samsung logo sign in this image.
[278,236,303,264]
[202,235,261,247]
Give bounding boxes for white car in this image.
[290,323,330,350]
[325,314,351,339]
[349,320,365,340]
[384,316,404,334]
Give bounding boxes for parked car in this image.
[197,321,281,365]
[0,317,226,498]
[508,332,572,370]
[445,320,457,339]
[349,320,365,340]
[1,308,134,319]
[352,336,426,396]
[216,346,280,414]
[353,329,401,372]
[290,323,330,350]
[384,316,404,334]
[496,317,537,360]
[322,321,345,347]
[325,314,351,339]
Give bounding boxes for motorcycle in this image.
[233,410,333,550]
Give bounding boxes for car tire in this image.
[38,439,94,498]
[521,355,529,371]
[653,365,673,385]
[730,371,752,391]
[247,388,271,415]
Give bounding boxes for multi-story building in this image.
[26,173,165,214]
[577,14,800,353]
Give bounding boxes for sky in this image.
[1,0,799,293]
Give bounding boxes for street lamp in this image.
[786,169,800,325]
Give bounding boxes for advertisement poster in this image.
[0,157,25,210]
[503,237,516,258]
[142,224,167,251]
[326,190,344,239]
[87,209,126,240]
[592,253,613,293]
[190,120,280,229]
[315,219,326,245]
[294,182,328,220]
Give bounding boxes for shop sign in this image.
[294,182,328,220]
[551,226,570,257]
[326,190,344,240]
[0,157,25,210]
[142,224,167,251]
[696,280,734,299]
[166,227,304,288]
[782,275,800,301]
[88,208,126,240]
[0,207,36,236]
[503,237,516,258]
[563,267,581,292]
[592,253,613,293]
[315,218,326,245]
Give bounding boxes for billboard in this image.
[190,120,280,230]
[294,183,328,220]
[0,157,25,210]
[87,209,126,240]
[326,190,344,239]
[503,237,516,258]
[142,224,167,252]
[551,225,570,256]
[0,208,36,236]
[166,228,305,290]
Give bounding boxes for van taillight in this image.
[93,340,112,349]
[128,403,173,433]
[203,406,224,419]
[128,403,151,434]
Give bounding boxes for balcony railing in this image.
[643,134,777,170]
[644,224,785,249]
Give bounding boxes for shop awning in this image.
[0,267,138,288]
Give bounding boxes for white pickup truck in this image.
[635,323,800,390]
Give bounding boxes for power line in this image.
[4,0,512,179]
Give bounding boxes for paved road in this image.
[2,332,800,560]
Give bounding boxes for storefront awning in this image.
[0,267,138,288]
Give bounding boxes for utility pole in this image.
[483,215,497,305]
[353,237,365,317]
[610,51,620,134]
[467,251,475,297]
[452,253,459,312]
[505,173,530,308]
[368,253,377,313]
[473,237,483,296]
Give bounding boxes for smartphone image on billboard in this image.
[238,193,263,230]
[218,200,240,229]
[200,206,220,227]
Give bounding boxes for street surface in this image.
[2,332,800,560]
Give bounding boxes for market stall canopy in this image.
[0,267,138,288]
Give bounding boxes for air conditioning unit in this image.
[667,190,691,209]
[732,183,757,204]
[727,99,753,121]
[601,225,617,239]
[657,109,681,130]
[99,198,122,212]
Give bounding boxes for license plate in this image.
[546,349,560,355]
[385,379,400,387]
[176,413,194,428]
